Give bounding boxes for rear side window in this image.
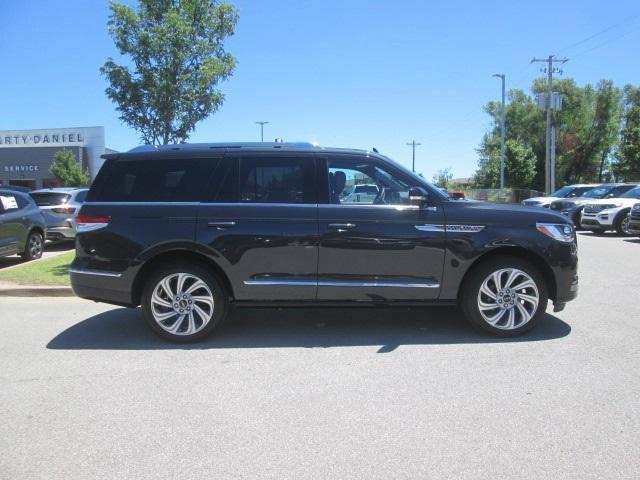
[30,192,71,206]
[91,158,217,202]
[74,190,88,203]
[238,157,315,204]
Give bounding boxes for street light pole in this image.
[406,140,422,172]
[255,121,269,142]
[492,74,506,190]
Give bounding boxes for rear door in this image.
[316,154,446,301]
[196,152,318,301]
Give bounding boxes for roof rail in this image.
[127,142,318,153]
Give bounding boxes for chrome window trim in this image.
[82,201,423,210]
[69,268,123,278]
[244,280,439,288]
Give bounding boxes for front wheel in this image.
[615,211,632,236]
[21,231,43,261]
[461,256,548,337]
[142,263,228,343]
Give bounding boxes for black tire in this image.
[141,262,228,343]
[614,210,632,236]
[20,230,43,261]
[460,256,548,337]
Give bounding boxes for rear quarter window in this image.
[89,158,218,202]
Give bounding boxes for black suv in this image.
[71,143,578,342]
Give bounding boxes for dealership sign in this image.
[0,133,84,146]
[3,165,40,173]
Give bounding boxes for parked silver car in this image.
[29,188,89,242]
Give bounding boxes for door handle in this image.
[207,221,237,229]
[328,223,356,230]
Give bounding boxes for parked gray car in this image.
[29,188,89,242]
[0,189,46,260]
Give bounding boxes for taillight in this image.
[75,215,111,233]
[52,207,76,214]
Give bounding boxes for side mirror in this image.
[409,186,429,205]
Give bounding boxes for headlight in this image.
[536,223,575,243]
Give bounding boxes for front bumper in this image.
[628,217,640,235]
[580,211,615,229]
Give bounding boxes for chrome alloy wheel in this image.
[150,273,215,336]
[29,234,43,258]
[622,216,632,235]
[477,268,539,330]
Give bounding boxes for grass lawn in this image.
[0,251,74,286]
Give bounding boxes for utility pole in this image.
[530,55,568,193]
[406,140,421,172]
[255,121,269,142]
[493,73,506,190]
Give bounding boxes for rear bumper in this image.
[46,226,75,240]
[70,264,135,306]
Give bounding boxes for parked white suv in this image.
[522,184,598,208]
[580,185,640,235]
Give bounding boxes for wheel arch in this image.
[23,225,45,252]
[457,247,557,302]
[131,249,234,306]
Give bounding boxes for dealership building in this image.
[0,126,114,189]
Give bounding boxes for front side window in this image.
[327,158,412,206]
[239,157,314,204]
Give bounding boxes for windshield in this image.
[376,153,448,200]
[353,185,379,194]
[621,186,640,199]
[581,186,612,198]
[30,192,71,206]
[551,186,574,197]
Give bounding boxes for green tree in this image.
[613,85,640,181]
[475,79,623,190]
[432,168,453,188]
[50,150,89,186]
[101,0,239,145]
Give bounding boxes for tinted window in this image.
[621,186,640,199]
[30,192,71,206]
[93,158,216,202]
[0,193,21,212]
[239,157,314,204]
[74,190,88,203]
[327,158,412,205]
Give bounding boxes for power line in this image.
[571,25,640,59]
[558,13,640,54]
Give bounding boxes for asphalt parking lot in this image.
[1,232,639,479]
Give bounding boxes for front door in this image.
[196,153,319,301]
[317,155,446,301]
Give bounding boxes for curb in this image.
[0,286,75,297]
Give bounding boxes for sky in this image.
[1,0,640,180]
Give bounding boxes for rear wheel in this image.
[20,231,43,261]
[461,256,548,337]
[142,263,228,343]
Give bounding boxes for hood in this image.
[522,196,559,206]
[445,200,569,227]
[586,197,639,207]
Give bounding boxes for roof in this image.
[102,142,373,160]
